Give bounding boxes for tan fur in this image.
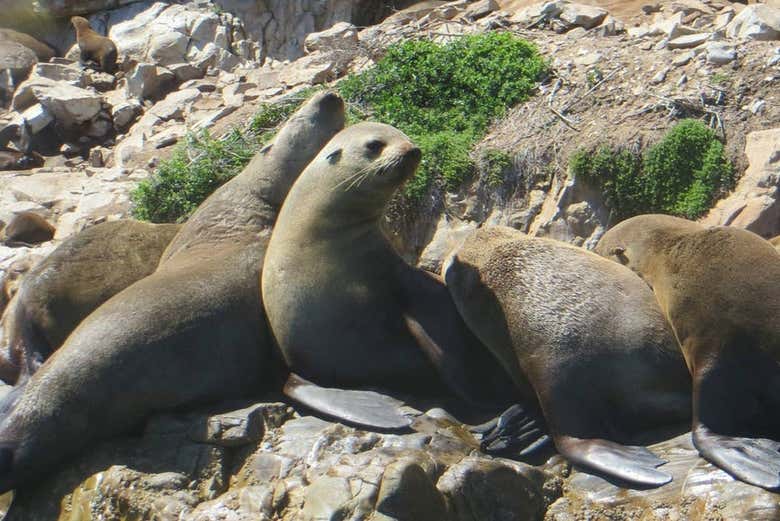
[2,212,54,246]
[71,16,117,73]
[0,220,180,384]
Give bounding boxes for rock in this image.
[32,62,84,86]
[304,22,359,53]
[650,67,670,84]
[125,63,176,100]
[418,215,477,273]
[109,99,142,131]
[701,128,780,237]
[151,126,185,149]
[21,103,53,135]
[149,88,201,120]
[713,9,736,31]
[27,80,103,127]
[278,53,337,87]
[548,434,780,520]
[190,105,237,132]
[188,403,268,447]
[672,50,695,66]
[0,41,37,82]
[147,31,190,66]
[593,15,624,37]
[725,4,780,40]
[84,70,116,91]
[751,99,767,115]
[0,111,29,151]
[559,3,608,30]
[221,82,255,107]
[376,459,448,520]
[33,0,144,17]
[667,32,711,49]
[167,62,203,83]
[706,41,737,65]
[437,457,547,521]
[462,0,498,21]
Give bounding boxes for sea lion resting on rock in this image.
[595,214,780,490]
[1,212,54,247]
[0,220,180,385]
[263,122,514,430]
[0,150,43,171]
[0,91,345,492]
[0,29,55,62]
[769,235,780,250]
[70,16,117,73]
[443,226,691,487]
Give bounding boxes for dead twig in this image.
[549,107,580,131]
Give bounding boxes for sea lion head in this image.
[311,122,421,213]
[70,16,90,32]
[594,213,702,286]
[260,91,345,206]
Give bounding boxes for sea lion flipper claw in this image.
[283,373,414,431]
[474,404,550,456]
[557,436,672,487]
[693,424,780,490]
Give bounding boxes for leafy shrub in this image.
[340,32,546,199]
[570,119,735,220]
[131,95,310,223]
[478,148,514,187]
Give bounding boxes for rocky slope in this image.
[0,0,779,519]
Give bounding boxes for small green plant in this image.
[339,32,547,199]
[711,72,730,85]
[479,148,514,187]
[571,119,735,220]
[131,94,311,223]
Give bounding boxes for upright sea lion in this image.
[262,122,514,429]
[1,212,54,246]
[0,150,43,171]
[595,214,780,490]
[70,16,117,74]
[0,29,55,62]
[0,220,180,385]
[0,91,344,492]
[769,235,780,250]
[443,226,691,487]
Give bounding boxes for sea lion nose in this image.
[405,145,422,164]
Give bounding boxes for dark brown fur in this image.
[71,16,117,74]
[2,212,54,246]
[0,150,43,171]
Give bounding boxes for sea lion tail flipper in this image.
[693,425,780,490]
[556,436,672,487]
[471,404,551,457]
[283,373,415,430]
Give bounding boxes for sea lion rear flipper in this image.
[283,373,415,430]
[471,404,551,457]
[556,436,672,487]
[693,425,780,490]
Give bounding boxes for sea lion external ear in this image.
[326,149,342,164]
[610,246,628,263]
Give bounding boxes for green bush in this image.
[131,95,311,223]
[478,148,514,187]
[571,119,735,220]
[339,32,546,198]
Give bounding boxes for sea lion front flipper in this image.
[556,436,672,487]
[693,424,780,490]
[471,404,551,457]
[283,373,415,430]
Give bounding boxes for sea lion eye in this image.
[365,140,385,154]
[326,149,342,164]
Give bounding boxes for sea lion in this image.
[0,256,38,318]
[0,91,345,492]
[0,150,43,171]
[0,29,55,62]
[0,220,180,385]
[1,212,54,246]
[262,122,514,429]
[769,235,780,250]
[595,214,780,490]
[70,16,117,74]
[443,226,691,487]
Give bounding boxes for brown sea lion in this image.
[0,29,55,62]
[595,214,780,490]
[1,212,54,247]
[443,226,691,487]
[0,256,38,318]
[769,235,780,250]
[0,91,344,493]
[0,220,180,385]
[70,16,117,74]
[262,122,514,430]
[0,150,43,171]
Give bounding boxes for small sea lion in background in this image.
[263,122,515,430]
[444,226,691,487]
[0,29,55,62]
[0,220,180,385]
[595,214,780,490]
[70,16,117,73]
[1,212,54,247]
[0,91,344,493]
[0,150,43,171]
